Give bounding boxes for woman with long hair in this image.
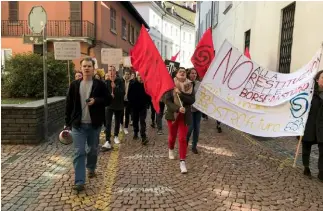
[186,68,202,154]
[302,70,323,182]
[164,67,195,173]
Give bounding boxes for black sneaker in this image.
[73,184,85,191]
[88,171,96,178]
[157,130,163,135]
[318,171,323,182]
[304,167,311,177]
[133,134,139,140]
[151,123,156,128]
[142,137,148,145]
[217,126,222,133]
[192,147,198,154]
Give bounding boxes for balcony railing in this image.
[1,20,95,39]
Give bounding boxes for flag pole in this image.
[293,136,303,168]
[293,41,323,168]
[176,93,183,107]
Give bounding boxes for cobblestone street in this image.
[2,119,323,211]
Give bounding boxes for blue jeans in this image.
[71,124,101,185]
[186,111,202,149]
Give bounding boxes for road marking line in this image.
[93,133,121,211]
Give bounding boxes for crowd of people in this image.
[65,57,323,191]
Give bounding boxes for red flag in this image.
[130,25,174,113]
[191,27,215,78]
[244,47,251,59]
[170,51,180,61]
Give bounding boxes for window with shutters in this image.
[129,25,135,44]
[110,8,116,32]
[9,2,19,22]
[278,2,296,73]
[70,2,82,20]
[70,2,82,36]
[128,23,130,40]
[122,18,127,40]
[244,29,251,50]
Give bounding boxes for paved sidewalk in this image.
[2,119,323,211]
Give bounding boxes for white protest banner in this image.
[101,48,123,65]
[123,56,132,67]
[193,80,314,137]
[54,42,81,60]
[203,40,321,106]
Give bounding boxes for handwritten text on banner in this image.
[194,81,314,137]
[203,40,321,106]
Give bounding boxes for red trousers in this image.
[167,113,188,160]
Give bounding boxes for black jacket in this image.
[128,79,150,110]
[105,77,125,110]
[65,79,111,129]
[303,91,323,143]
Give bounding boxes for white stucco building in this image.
[133,1,195,68]
[196,1,323,73]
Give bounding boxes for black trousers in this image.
[105,108,122,142]
[302,142,323,171]
[150,101,156,123]
[133,108,147,138]
[120,101,131,128]
[150,101,165,130]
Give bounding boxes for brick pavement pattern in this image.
[2,118,323,211]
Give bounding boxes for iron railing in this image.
[278,2,296,73]
[1,20,95,39]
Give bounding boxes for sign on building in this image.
[54,42,81,60]
[123,56,132,67]
[101,48,123,66]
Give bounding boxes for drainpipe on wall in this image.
[87,1,97,56]
[179,21,184,62]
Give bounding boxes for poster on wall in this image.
[54,42,81,60]
[101,48,123,66]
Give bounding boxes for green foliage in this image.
[2,52,75,98]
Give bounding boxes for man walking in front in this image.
[65,57,110,191]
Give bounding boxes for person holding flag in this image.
[164,67,195,173]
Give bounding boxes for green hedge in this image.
[2,52,74,98]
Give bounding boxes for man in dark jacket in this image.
[102,66,125,151]
[128,72,150,145]
[65,57,111,191]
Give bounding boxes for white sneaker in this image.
[102,141,112,149]
[123,128,129,135]
[180,161,187,174]
[169,149,175,160]
[114,136,120,144]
